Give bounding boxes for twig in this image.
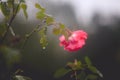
[1,0,22,43]
[21,19,46,49]
[21,24,42,49]
[9,27,15,36]
[74,71,78,80]
[74,59,78,80]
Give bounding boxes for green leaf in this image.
[7,0,14,8]
[88,66,98,74]
[35,3,45,20]
[88,66,103,77]
[52,23,65,35]
[39,27,47,35]
[72,60,82,70]
[1,2,10,18]
[35,3,45,12]
[36,11,46,19]
[77,61,82,66]
[77,71,86,80]
[53,27,61,35]
[46,16,54,25]
[75,61,82,70]
[21,3,26,10]
[21,3,28,19]
[14,4,21,14]
[39,35,48,49]
[14,75,32,80]
[85,56,92,66]
[67,60,82,70]
[85,74,98,80]
[54,68,71,78]
[96,69,103,78]
[35,3,42,9]
[0,46,21,68]
[39,27,48,49]
[59,23,65,29]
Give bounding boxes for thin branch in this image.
[9,27,15,36]
[21,19,46,49]
[74,71,78,80]
[1,0,22,43]
[74,59,78,80]
[21,24,42,49]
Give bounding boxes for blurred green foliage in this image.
[0,23,7,37]
[54,57,103,80]
[0,46,21,68]
[0,2,11,19]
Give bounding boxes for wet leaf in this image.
[85,56,92,66]
[1,2,10,18]
[35,3,46,20]
[39,35,48,49]
[39,27,48,49]
[52,24,65,35]
[46,16,54,25]
[35,3,45,12]
[77,61,82,66]
[59,23,65,29]
[14,3,21,14]
[21,3,27,9]
[75,61,82,70]
[7,0,14,8]
[21,3,28,19]
[35,3,42,9]
[88,66,98,74]
[54,68,71,78]
[53,27,61,35]
[36,11,45,19]
[88,66,103,77]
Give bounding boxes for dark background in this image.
[0,0,120,80]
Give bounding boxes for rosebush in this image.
[0,0,102,80]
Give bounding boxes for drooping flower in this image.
[59,30,87,52]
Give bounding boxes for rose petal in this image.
[59,30,87,52]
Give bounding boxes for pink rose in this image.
[59,30,87,52]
